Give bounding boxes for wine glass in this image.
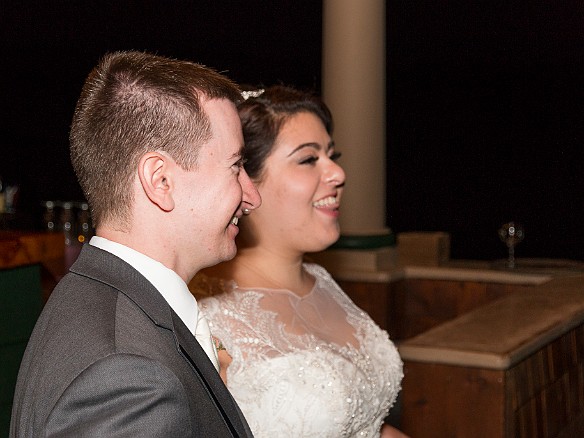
[498,222,524,269]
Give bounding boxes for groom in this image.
[10,51,260,437]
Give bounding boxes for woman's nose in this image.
[324,160,346,187]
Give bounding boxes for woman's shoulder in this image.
[303,261,391,330]
[302,261,333,279]
[303,262,348,297]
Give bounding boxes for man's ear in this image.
[138,152,175,212]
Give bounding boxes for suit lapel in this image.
[70,245,252,437]
[173,314,252,437]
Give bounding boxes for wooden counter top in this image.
[329,265,552,285]
[0,231,64,269]
[322,257,584,285]
[398,274,584,369]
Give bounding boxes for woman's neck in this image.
[212,247,315,297]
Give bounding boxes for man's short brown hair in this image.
[70,51,241,228]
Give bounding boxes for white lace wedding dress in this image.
[190,263,403,438]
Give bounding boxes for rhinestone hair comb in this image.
[241,89,265,100]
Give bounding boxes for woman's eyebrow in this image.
[287,142,321,157]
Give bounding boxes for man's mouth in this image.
[230,216,239,226]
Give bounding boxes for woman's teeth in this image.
[313,196,337,208]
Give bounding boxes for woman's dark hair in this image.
[238,85,333,182]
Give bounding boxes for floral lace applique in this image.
[191,263,404,438]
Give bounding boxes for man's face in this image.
[173,98,260,273]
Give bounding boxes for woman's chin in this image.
[309,232,341,253]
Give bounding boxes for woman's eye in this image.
[329,151,342,161]
[299,156,319,165]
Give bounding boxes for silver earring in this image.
[243,208,251,215]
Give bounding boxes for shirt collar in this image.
[89,236,199,337]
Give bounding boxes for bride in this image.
[190,85,407,437]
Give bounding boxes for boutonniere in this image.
[214,338,226,353]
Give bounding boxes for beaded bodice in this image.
[191,263,403,438]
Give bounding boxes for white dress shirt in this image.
[89,236,219,371]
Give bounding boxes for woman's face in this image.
[248,111,345,255]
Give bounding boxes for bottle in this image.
[0,175,5,214]
[61,202,74,246]
[43,201,57,232]
[76,202,92,244]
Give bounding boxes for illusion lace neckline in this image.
[237,283,316,300]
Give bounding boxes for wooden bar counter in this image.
[399,273,584,437]
[317,255,584,437]
[0,231,65,435]
[0,230,64,269]
[1,230,66,302]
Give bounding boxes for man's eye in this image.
[232,158,246,172]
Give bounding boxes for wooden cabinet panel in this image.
[339,277,533,342]
[337,280,393,332]
[401,361,505,437]
[391,279,532,340]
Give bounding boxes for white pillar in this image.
[322,0,389,238]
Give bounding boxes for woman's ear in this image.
[138,152,175,212]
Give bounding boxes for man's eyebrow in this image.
[228,149,243,160]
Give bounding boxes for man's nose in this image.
[240,170,261,210]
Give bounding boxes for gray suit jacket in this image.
[10,244,252,437]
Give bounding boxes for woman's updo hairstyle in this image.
[237,84,333,182]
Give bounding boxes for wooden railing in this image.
[0,231,65,435]
[337,265,584,437]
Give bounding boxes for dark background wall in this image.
[1,1,322,206]
[387,0,584,261]
[1,1,583,261]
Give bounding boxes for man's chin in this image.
[218,243,238,263]
[197,243,237,271]
[223,249,237,262]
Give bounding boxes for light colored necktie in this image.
[195,308,219,372]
